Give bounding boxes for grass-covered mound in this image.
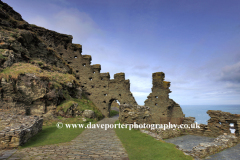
[114,120,193,160]
[0,61,78,86]
[56,94,104,120]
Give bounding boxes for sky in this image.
[3,0,240,105]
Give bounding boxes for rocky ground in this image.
[164,135,239,160]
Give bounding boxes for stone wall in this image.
[204,110,240,137]
[1,1,187,121]
[142,110,240,141]
[0,0,137,117]
[0,112,43,149]
[144,72,184,124]
[190,135,238,159]
[180,110,240,138]
[119,104,151,124]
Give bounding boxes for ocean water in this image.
[181,105,240,124]
[181,105,240,133]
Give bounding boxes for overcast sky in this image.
[4,0,240,105]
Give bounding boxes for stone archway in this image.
[108,98,121,117]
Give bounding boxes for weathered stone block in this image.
[0,112,43,149]
[83,110,95,119]
[119,104,152,124]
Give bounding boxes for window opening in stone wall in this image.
[119,94,121,96]
[26,107,31,115]
[155,103,157,106]
[89,77,92,81]
[155,96,158,98]
[83,63,86,66]
[103,101,106,103]
[76,77,79,80]
[76,70,79,73]
[103,86,106,88]
[93,71,95,74]
[68,62,71,64]
[104,94,107,96]
[91,85,94,88]
[81,86,84,88]
[74,56,77,58]
[230,123,235,134]
[60,53,63,56]
[101,78,103,80]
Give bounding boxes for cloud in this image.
[220,61,240,83]
[28,8,103,43]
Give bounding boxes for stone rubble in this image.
[190,134,238,159]
[0,112,43,149]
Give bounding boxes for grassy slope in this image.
[0,62,77,86]
[114,120,193,160]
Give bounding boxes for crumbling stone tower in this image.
[144,72,184,124]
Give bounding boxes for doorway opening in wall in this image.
[108,99,120,117]
[229,123,235,135]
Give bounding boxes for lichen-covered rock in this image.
[119,104,152,124]
[0,112,43,149]
[0,66,80,117]
[182,117,195,125]
[83,109,95,119]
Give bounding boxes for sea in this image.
[181,105,240,133]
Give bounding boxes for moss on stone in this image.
[56,96,104,120]
[162,81,170,88]
[72,43,82,49]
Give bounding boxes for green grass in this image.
[0,53,6,60]
[56,96,104,120]
[19,117,96,149]
[114,120,193,160]
[110,110,119,117]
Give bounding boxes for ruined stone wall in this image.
[29,27,137,117]
[204,110,240,137]
[0,1,137,117]
[144,72,184,124]
[119,104,151,124]
[0,112,43,149]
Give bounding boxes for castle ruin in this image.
[145,72,184,124]
[0,0,184,123]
